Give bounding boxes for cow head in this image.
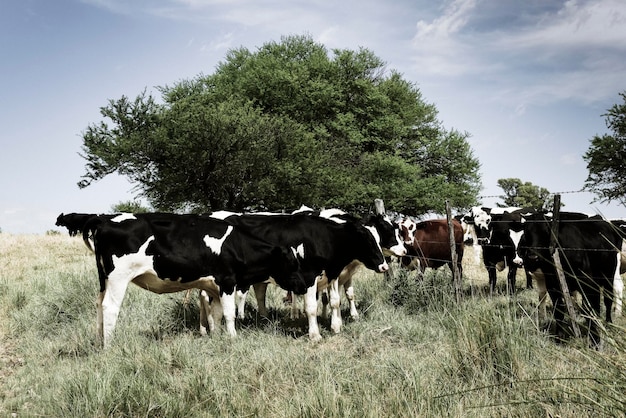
[398,218,417,245]
[517,213,551,272]
[348,223,389,273]
[364,214,407,257]
[464,207,492,245]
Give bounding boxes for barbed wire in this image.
[477,189,585,199]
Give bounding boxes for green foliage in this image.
[78,35,481,214]
[584,91,626,205]
[111,200,151,214]
[496,178,551,210]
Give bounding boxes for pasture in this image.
[1,233,625,417]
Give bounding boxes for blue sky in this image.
[2,0,626,234]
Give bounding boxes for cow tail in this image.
[82,217,101,253]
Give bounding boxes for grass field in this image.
[1,233,625,417]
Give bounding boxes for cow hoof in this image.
[309,333,322,342]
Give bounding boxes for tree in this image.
[79,35,481,214]
[496,178,551,210]
[111,200,151,213]
[583,91,626,206]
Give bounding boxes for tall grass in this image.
[1,235,625,417]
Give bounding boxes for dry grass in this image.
[1,234,625,417]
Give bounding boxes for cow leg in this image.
[291,293,302,319]
[304,282,322,342]
[253,282,270,317]
[604,288,613,324]
[209,297,223,334]
[220,291,237,337]
[329,279,342,333]
[548,287,567,344]
[507,266,517,295]
[337,261,360,320]
[344,279,359,320]
[530,269,548,324]
[613,251,623,318]
[581,286,602,349]
[100,276,131,348]
[96,291,105,347]
[524,272,532,289]
[487,266,497,296]
[199,290,212,336]
[236,287,248,320]
[199,290,223,336]
[320,288,330,318]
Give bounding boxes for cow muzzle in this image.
[386,244,407,257]
[378,262,389,273]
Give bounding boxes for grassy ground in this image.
[1,234,625,417]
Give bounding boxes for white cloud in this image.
[199,32,235,52]
[411,0,479,77]
[505,0,626,50]
[408,0,626,108]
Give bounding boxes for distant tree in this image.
[496,178,551,210]
[79,35,481,214]
[583,91,626,206]
[111,200,151,214]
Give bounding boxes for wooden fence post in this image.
[550,194,582,339]
[446,201,462,303]
[374,199,394,280]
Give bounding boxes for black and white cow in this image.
[484,208,535,294]
[461,206,493,245]
[84,212,307,348]
[519,212,623,348]
[462,207,534,294]
[206,210,390,338]
[294,208,406,326]
[56,212,98,236]
[459,207,491,266]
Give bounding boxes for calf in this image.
[85,213,305,348]
[481,209,535,295]
[399,218,464,278]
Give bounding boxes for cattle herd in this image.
[55,205,626,349]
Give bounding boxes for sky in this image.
[2,0,626,234]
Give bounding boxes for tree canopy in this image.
[79,35,481,214]
[496,178,551,210]
[583,91,626,206]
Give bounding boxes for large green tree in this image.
[583,91,626,205]
[79,35,481,214]
[496,178,551,210]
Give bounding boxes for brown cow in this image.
[398,218,464,278]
